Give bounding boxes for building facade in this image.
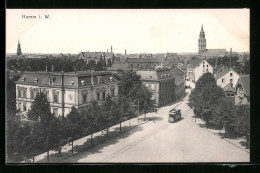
[235,75,250,105]
[78,51,114,67]
[187,59,213,82]
[126,57,163,70]
[168,66,186,100]
[15,71,119,117]
[214,66,240,88]
[136,69,176,107]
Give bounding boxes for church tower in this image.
[17,40,22,56]
[198,25,206,54]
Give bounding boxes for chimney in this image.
[46,65,48,72]
[125,49,127,55]
[230,48,232,56]
[111,45,113,53]
[52,65,54,72]
[107,49,108,53]
[91,72,94,86]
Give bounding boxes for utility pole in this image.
[61,71,65,117]
[138,99,140,125]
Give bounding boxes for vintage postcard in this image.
[6,9,250,163]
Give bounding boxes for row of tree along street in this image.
[6,71,155,162]
[188,73,250,148]
[7,57,109,72]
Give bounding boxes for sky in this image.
[6,9,249,54]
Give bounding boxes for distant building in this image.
[198,25,226,58]
[17,40,22,56]
[78,51,114,67]
[214,66,240,88]
[107,63,131,73]
[136,69,176,107]
[187,59,213,82]
[126,57,163,70]
[235,75,250,105]
[15,71,119,117]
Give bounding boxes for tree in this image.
[27,92,59,162]
[101,96,116,137]
[84,101,103,144]
[118,71,143,97]
[64,106,85,154]
[114,95,133,132]
[236,104,250,148]
[189,73,227,127]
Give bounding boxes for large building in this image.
[187,58,213,82]
[198,25,226,58]
[136,68,176,107]
[15,71,119,117]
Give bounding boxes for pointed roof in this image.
[201,25,204,32]
[223,83,235,92]
[214,66,239,80]
[235,75,250,97]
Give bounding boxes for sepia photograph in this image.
[6,9,250,163]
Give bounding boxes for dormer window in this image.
[149,76,152,79]
[81,80,85,86]
[161,75,164,79]
[21,77,25,81]
[70,80,75,86]
[34,78,38,83]
[49,78,53,85]
[109,77,113,81]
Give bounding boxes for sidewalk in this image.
[191,115,250,153]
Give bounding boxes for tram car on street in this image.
[168,108,181,123]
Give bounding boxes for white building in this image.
[214,66,240,88]
[15,71,119,117]
[187,59,213,82]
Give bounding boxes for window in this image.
[207,65,208,67]
[111,89,115,97]
[222,79,225,83]
[23,103,26,111]
[30,90,34,99]
[18,102,21,111]
[230,79,233,84]
[151,83,155,90]
[231,94,234,97]
[54,93,58,103]
[203,65,205,67]
[81,80,85,86]
[230,73,233,76]
[23,89,27,98]
[18,89,21,98]
[137,64,139,67]
[227,94,230,97]
[49,78,53,85]
[82,94,87,104]
[102,91,106,100]
[97,92,100,100]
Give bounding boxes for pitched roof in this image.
[237,75,250,96]
[16,71,118,88]
[187,58,204,68]
[107,63,130,71]
[214,66,237,80]
[126,57,162,63]
[200,49,226,57]
[223,83,235,92]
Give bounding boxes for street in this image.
[66,92,249,163]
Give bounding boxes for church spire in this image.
[201,25,204,32]
[198,25,206,54]
[17,40,22,56]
